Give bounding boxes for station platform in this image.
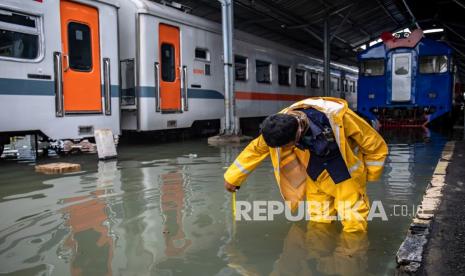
[421,141,465,274]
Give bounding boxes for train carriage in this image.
[0,0,120,152]
[118,0,358,133]
[357,29,455,127]
[0,0,358,154]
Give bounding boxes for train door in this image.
[60,0,102,113]
[159,24,181,112]
[391,53,412,102]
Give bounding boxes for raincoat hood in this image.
[283,97,348,122]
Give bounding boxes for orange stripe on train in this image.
[235,91,308,101]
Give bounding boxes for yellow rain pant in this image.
[305,170,370,232]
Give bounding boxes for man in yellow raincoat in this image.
[224,97,388,232]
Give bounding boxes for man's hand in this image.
[224,181,239,192]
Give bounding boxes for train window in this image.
[278,65,291,86]
[343,79,348,92]
[256,60,271,84]
[120,59,136,106]
[330,77,340,91]
[296,69,307,87]
[195,48,210,61]
[310,72,319,88]
[235,55,248,81]
[360,59,384,76]
[161,43,175,82]
[419,55,448,74]
[0,10,40,60]
[68,22,92,71]
[205,63,211,76]
[394,56,410,75]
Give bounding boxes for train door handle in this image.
[183,65,188,111]
[154,61,161,112]
[103,58,111,115]
[53,52,64,117]
[63,54,70,72]
[177,67,182,81]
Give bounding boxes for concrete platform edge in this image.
[395,141,456,275]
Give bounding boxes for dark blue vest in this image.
[296,108,351,184]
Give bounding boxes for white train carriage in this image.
[118,0,358,132]
[0,0,120,151]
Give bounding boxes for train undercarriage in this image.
[369,106,450,128]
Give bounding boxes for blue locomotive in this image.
[357,29,454,127]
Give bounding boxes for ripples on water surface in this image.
[0,129,448,275]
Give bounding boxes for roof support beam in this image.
[324,18,331,97]
[315,0,371,36]
[247,0,355,48]
[449,43,465,57]
[330,6,354,42]
[452,0,465,10]
[236,18,274,28]
[449,40,465,48]
[375,0,400,25]
[444,24,465,42]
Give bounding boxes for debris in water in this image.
[35,162,81,174]
[95,129,117,160]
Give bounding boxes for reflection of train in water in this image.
[357,29,460,127]
[0,0,357,154]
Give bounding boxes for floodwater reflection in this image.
[0,130,448,275]
[59,161,118,276]
[271,223,368,276]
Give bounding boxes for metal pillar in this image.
[323,18,330,97]
[34,134,39,159]
[220,0,237,135]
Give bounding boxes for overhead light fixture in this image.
[424,28,444,34]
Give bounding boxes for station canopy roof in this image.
[152,0,465,81]
[406,0,465,81]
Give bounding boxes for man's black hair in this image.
[260,114,298,147]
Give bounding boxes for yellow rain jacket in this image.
[224,97,388,232]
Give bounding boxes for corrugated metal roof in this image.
[406,0,465,81]
[150,0,464,80]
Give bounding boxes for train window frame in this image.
[67,22,93,72]
[194,47,210,62]
[310,72,319,88]
[161,43,176,82]
[256,59,272,84]
[204,63,211,76]
[120,58,136,107]
[234,55,248,81]
[278,65,291,86]
[0,9,44,63]
[295,68,307,88]
[394,56,410,76]
[330,76,340,91]
[343,79,348,92]
[419,55,449,74]
[360,59,385,77]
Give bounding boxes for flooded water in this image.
[0,129,448,275]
